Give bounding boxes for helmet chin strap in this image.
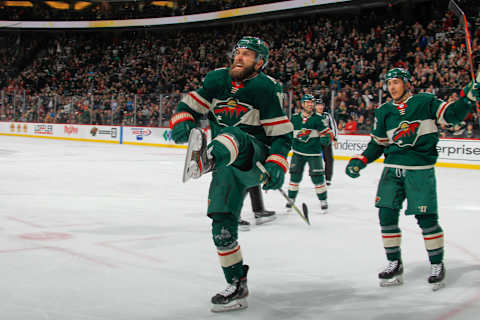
[393,83,411,104]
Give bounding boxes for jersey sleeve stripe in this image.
[436,101,451,125]
[260,117,290,127]
[262,119,294,136]
[371,134,389,146]
[214,133,239,165]
[181,91,211,114]
[319,128,331,135]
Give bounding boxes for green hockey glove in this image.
[460,81,480,102]
[262,155,289,190]
[169,112,196,144]
[346,155,368,178]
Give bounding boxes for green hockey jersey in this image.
[175,68,293,158]
[362,93,475,169]
[291,112,332,156]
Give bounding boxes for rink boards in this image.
[1,122,479,169]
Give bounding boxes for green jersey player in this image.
[345,67,479,290]
[287,94,333,212]
[169,36,293,311]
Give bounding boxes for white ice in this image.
[1,136,480,320]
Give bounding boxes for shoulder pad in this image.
[203,68,228,87]
[376,102,391,110]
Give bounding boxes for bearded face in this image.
[229,48,262,82]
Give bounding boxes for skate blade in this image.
[182,129,203,183]
[211,298,248,312]
[255,215,276,225]
[431,281,445,291]
[238,225,250,232]
[380,275,403,287]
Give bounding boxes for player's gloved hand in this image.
[345,155,367,178]
[261,155,289,190]
[169,112,196,144]
[262,162,285,190]
[460,81,480,102]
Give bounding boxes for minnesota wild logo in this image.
[213,98,252,126]
[296,128,312,142]
[392,120,421,147]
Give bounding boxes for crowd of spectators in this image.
[1,0,480,138]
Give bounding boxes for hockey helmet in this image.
[233,36,269,69]
[301,94,315,103]
[385,68,412,83]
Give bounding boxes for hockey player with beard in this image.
[345,68,479,291]
[169,36,293,312]
[287,94,333,212]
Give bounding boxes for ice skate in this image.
[320,200,328,213]
[379,260,404,287]
[182,128,214,183]
[238,218,250,231]
[429,262,445,291]
[211,265,249,312]
[254,210,276,225]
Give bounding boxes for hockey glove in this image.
[170,112,196,144]
[262,155,289,190]
[460,81,480,102]
[345,155,368,178]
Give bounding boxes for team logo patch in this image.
[212,98,251,126]
[296,128,312,142]
[392,120,421,147]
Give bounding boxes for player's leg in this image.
[287,153,306,210]
[375,168,406,286]
[378,207,404,286]
[322,143,334,186]
[210,212,249,312]
[207,166,250,311]
[206,136,268,311]
[405,168,445,290]
[415,214,445,290]
[307,156,328,212]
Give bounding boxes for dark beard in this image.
[229,63,257,81]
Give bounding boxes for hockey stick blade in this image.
[302,203,310,224]
[256,161,310,225]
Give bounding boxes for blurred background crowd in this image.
[0,0,479,138]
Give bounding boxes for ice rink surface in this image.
[1,136,479,320]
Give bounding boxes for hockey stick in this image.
[449,0,476,82]
[256,161,310,225]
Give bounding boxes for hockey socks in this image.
[416,214,444,264]
[379,208,402,261]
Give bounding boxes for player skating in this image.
[169,36,293,311]
[287,94,333,213]
[345,68,479,291]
